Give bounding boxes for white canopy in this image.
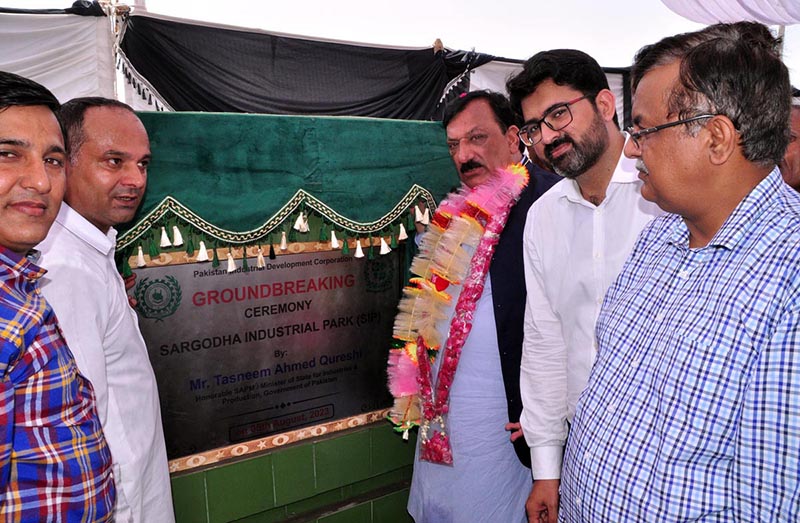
[662,0,800,26]
[0,13,115,102]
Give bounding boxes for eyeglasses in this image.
[625,114,717,148]
[518,94,592,147]
[446,132,489,156]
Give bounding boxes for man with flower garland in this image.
[403,90,559,522]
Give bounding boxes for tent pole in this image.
[778,25,786,57]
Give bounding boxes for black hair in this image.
[506,49,618,127]
[0,70,60,112]
[59,97,135,161]
[442,90,520,132]
[631,22,790,166]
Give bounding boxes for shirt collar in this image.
[667,167,783,249]
[557,150,641,204]
[0,244,46,281]
[55,203,117,256]
[521,155,533,170]
[709,167,783,248]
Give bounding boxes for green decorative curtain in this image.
[117,112,457,251]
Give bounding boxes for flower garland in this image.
[387,163,529,464]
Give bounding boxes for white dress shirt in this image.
[520,152,663,479]
[37,204,174,523]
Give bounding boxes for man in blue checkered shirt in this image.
[561,22,800,522]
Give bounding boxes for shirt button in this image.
[607,403,617,413]
[678,269,690,279]
[655,312,665,322]
[593,252,601,259]
[584,450,592,461]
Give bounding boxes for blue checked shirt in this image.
[0,246,115,522]
[561,168,800,522]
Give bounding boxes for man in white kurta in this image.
[506,49,663,522]
[36,99,174,523]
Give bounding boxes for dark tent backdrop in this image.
[118,14,485,119]
[118,12,632,123]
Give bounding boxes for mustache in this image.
[544,136,574,160]
[635,159,649,175]
[111,189,142,198]
[460,160,484,174]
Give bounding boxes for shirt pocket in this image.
[655,332,744,456]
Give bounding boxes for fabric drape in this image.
[120,14,452,119]
[661,0,800,25]
[0,13,115,101]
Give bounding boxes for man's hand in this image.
[526,479,559,523]
[504,422,524,442]
[123,273,137,308]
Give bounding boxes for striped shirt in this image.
[561,168,800,522]
[0,246,115,522]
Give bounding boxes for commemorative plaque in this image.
[134,248,399,458]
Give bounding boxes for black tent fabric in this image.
[0,0,104,15]
[431,49,496,120]
[120,14,465,119]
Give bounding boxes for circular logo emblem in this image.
[135,276,182,321]
[364,255,393,293]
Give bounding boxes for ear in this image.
[704,115,737,166]
[506,124,521,155]
[594,89,617,122]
